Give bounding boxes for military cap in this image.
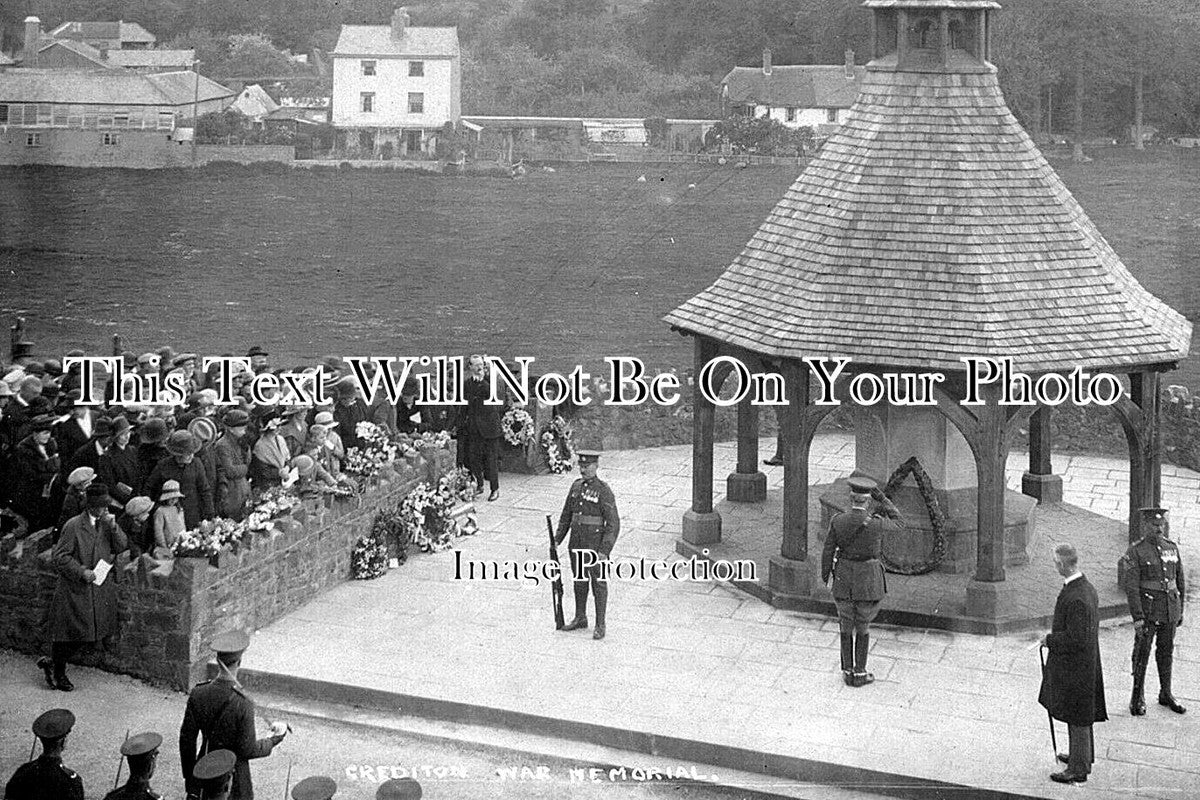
[1140,507,1168,523]
[847,476,877,495]
[120,732,162,757]
[193,749,236,781]
[211,630,251,656]
[376,778,422,800]
[577,450,601,464]
[292,775,338,800]
[31,709,75,739]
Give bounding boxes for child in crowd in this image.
[153,479,187,555]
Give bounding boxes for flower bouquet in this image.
[344,421,399,484]
[540,415,575,474]
[350,534,389,580]
[171,518,244,560]
[501,408,536,447]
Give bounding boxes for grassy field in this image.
[1,148,1198,388]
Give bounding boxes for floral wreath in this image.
[540,415,575,474]
[399,481,455,552]
[501,407,536,447]
[879,456,947,576]
[351,534,389,580]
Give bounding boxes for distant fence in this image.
[475,148,808,167]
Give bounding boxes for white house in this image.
[330,6,459,157]
[721,50,865,135]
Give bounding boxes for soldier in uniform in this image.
[1120,507,1187,715]
[554,450,620,640]
[192,749,236,800]
[820,477,903,687]
[291,776,338,800]
[3,708,84,800]
[179,631,289,800]
[104,732,163,800]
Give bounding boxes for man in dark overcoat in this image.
[554,451,620,639]
[1120,506,1186,715]
[821,476,903,686]
[39,483,128,691]
[456,354,506,501]
[179,632,288,800]
[3,709,84,800]
[145,431,214,530]
[1039,542,1107,784]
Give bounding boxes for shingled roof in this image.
[664,67,1193,372]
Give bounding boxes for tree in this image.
[704,114,812,156]
[221,33,297,80]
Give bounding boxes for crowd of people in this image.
[0,343,499,549]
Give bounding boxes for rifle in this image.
[546,515,565,630]
[114,728,130,790]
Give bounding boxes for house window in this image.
[113,109,130,127]
[362,60,376,76]
[408,92,424,114]
[361,92,375,113]
[785,107,796,122]
[25,132,41,147]
[409,61,424,77]
[102,132,120,146]
[826,108,838,123]
[0,105,8,124]
[158,111,175,130]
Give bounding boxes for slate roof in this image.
[49,20,156,44]
[106,49,195,68]
[332,25,459,58]
[664,68,1193,372]
[39,39,109,67]
[723,65,866,109]
[0,69,233,106]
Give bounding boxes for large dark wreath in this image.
[879,456,948,576]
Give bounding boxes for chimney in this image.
[23,16,40,67]
[844,48,855,79]
[762,48,772,76]
[391,6,410,40]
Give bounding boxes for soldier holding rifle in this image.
[1120,507,1187,716]
[821,477,903,687]
[554,451,620,640]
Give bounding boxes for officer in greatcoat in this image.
[1119,507,1187,715]
[103,732,164,800]
[554,451,620,640]
[39,482,128,691]
[3,709,84,800]
[179,631,288,800]
[820,476,903,686]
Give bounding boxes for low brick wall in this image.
[0,448,454,689]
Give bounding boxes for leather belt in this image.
[1140,581,1176,593]
[574,514,603,525]
[839,555,878,563]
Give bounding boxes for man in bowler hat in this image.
[180,631,288,800]
[554,450,620,639]
[821,476,903,686]
[104,732,164,800]
[1039,543,1107,783]
[4,709,84,800]
[1120,507,1187,715]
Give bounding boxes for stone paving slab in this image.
[245,434,1200,800]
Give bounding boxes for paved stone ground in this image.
[245,435,1200,800]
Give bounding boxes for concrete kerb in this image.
[239,667,1068,800]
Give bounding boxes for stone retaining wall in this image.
[0,448,454,689]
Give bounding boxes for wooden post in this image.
[682,336,721,545]
[1127,372,1161,541]
[727,395,766,502]
[1021,406,1062,502]
[973,384,1007,583]
[767,358,817,599]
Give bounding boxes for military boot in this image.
[592,582,608,640]
[839,633,855,685]
[1157,661,1187,714]
[852,632,874,687]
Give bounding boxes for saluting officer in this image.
[3,709,84,800]
[104,732,163,800]
[821,477,903,687]
[1120,507,1187,716]
[179,631,289,800]
[554,450,620,640]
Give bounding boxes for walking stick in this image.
[29,735,36,761]
[1038,645,1058,756]
[283,757,293,800]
